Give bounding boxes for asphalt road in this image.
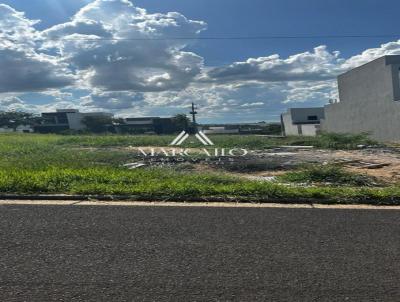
[1,205,400,301]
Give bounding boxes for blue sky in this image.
[4,0,400,62]
[1,0,400,123]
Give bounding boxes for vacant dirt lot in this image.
[123,146,400,184]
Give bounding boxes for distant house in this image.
[35,109,113,133]
[201,123,281,135]
[202,126,240,135]
[0,125,34,133]
[281,108,325,136]
[117,117,176,134]
[16,125,34,133]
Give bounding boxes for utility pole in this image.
[190,102,198,133]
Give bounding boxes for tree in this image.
[172,114,190,131]
[0,111,42,130]
[81,116,114,133]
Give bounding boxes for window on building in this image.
[43,116,57,124]
[56,113,69,124]
[57,117,69,124]
[307,115,318,121]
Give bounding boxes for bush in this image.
[313,132,378,150]
[278,164,380,186]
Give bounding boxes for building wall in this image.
[0,125,34,133]
[38,110,114,132]
[322,56,400,142]
[281,111,299,135]
[289,108,325,124]
[0,127,14,133]
[301,124,319,136]
[66,112,114,130]
[66,112,85,130]
[281,108,323,136]
[16,125,34,133]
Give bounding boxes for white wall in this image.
[300,124,319,136]
[0,125,34,133]
[322,56,400,142]
[0,127,13,133]
[16,125,34,133]
[203,129,239,134]
[66,112,85,130]
[282,112,300,135]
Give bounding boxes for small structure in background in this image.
[117,117,176,134]
[281,107,325,136]
[201,122,281,135]
[35,109,114,133]
[203,126,240,134]
[0,125,34,133]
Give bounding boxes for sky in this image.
[1,0,400,123]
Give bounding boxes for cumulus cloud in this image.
[240,102,265,108]
[0,4,39,43]
[0,48,73,93]
[343,40,400,69]
[204,40,400,86]
[0,96,36,112]
[204,46,344,84]
[44,0,206,92]
[0,96,24,106]
[0,4,74,93]
[81,91,144,110]
[3,1,400,121]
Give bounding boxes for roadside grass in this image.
[220,159,288,172]
[312,132,378,150]
[0,167,399,204]
[0,132,379,150]
[278,165,381,187]
[0,133,395,204]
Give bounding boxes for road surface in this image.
[0,203,400,301]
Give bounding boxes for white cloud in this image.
[0,96,24,106]
[81,90,143,110]
[3,1,400,122]
[0,4,39,43]
[343,40,400,69]
[44,0,206,92]
[0,4,74,93]
[0,48,74,93]
[240,102,265,108]
[204,46,344,84]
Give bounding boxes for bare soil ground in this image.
[84,146,400,184]
[245,148,400,183]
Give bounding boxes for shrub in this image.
[278,164,380,186]
[313,132,378,150]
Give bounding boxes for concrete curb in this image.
[1,200,400,210]
[0,194,398,206]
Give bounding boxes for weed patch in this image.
[278,165,381,186]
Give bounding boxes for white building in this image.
[322,55,400,141]
[36,109,113,133]
[0,125,34,133]
[203,127,240,134]
[281,107,325,136]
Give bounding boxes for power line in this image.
[44,34,400,41]
[2,34,400,43]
